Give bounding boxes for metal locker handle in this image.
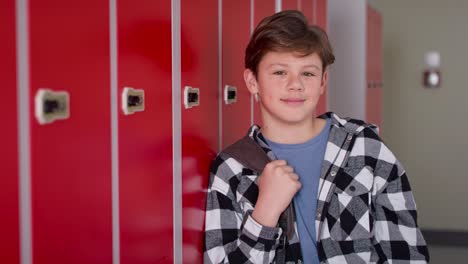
[224,85,237,104]
[35,89,70,125]
[184,86,200,109]
[122,87,145,115]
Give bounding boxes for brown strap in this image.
[221,136,295,241]
[221,136,271,173]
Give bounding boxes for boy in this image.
[204,10,429,263]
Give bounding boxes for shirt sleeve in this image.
[204,157,282,264]
[370,141,430,263]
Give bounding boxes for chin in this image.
[278,117,310,125]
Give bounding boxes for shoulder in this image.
[329,113,400,166]
[341,119,405,182]
[209,151,249,196]
[334,114,379,133]
[211,151,246,177]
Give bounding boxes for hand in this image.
[251,160,301,227]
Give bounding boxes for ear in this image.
[243,69,259,95]
[320,70,328,95]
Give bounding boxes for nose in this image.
[287,73,304,91]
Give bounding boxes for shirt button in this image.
[347,135,353,141]
[330,171,337,177]
[317,212,322,218]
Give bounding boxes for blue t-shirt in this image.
[265,118,331,264]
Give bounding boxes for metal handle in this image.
[184,86,200,109]
[224,85,237,104]
[122,87,145,115]
[35,89,70,125]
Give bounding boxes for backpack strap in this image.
[221,136,271,173]
[221,136,295,263]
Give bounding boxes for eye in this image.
[303,72,316,77]
[273,70,285,75]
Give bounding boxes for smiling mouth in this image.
[281,98,306,103]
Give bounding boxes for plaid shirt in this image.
[204,112,429,263]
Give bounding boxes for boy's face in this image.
[244,51,327,127]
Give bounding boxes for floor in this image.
[429,245,468,263]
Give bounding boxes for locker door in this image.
[222,0,252,147]
[254,0,276,26]
[315,0,328,115]
[282,0,299,11]
[302,0,315,23]
[181,1,219,262]
[29,1,112,263]
[253,0,276,126]
[366,5,372,123]
[315,0,327,29]
[0,1,20,263]
[375,9,383,130]
[366,5,382,129]
[117,1,173,264]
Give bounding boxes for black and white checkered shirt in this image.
[204,112,429,263]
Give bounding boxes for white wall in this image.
[327,0,367,120]
[369,0,468,231]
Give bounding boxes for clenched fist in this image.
[251,160,301,227]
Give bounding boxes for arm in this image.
[371,143,430,263]
[203,156,283,264]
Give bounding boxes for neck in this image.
[261,117,326,144]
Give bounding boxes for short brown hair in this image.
[245,10,335,76]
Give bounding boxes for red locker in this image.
[253,0,276,126]
[222,0,252,148]
[302,0,315,23]
[181,1,219,263]
[315,0,327,29]
[366,5,383,129]
[117,1,173,263]
[0,1,20,263]
[254,0,276,26]
[282,0,299,11]
[315,0,328,116]
[29,1,113,263]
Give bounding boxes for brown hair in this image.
[245,10,335,77]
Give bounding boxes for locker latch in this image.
[122,87,145,115]
[35,89,70,125]
[184,86,200,109]
[224,85,237,104]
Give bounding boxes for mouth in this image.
[281,98,306,104]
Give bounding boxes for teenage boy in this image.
[204,10,429,264]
